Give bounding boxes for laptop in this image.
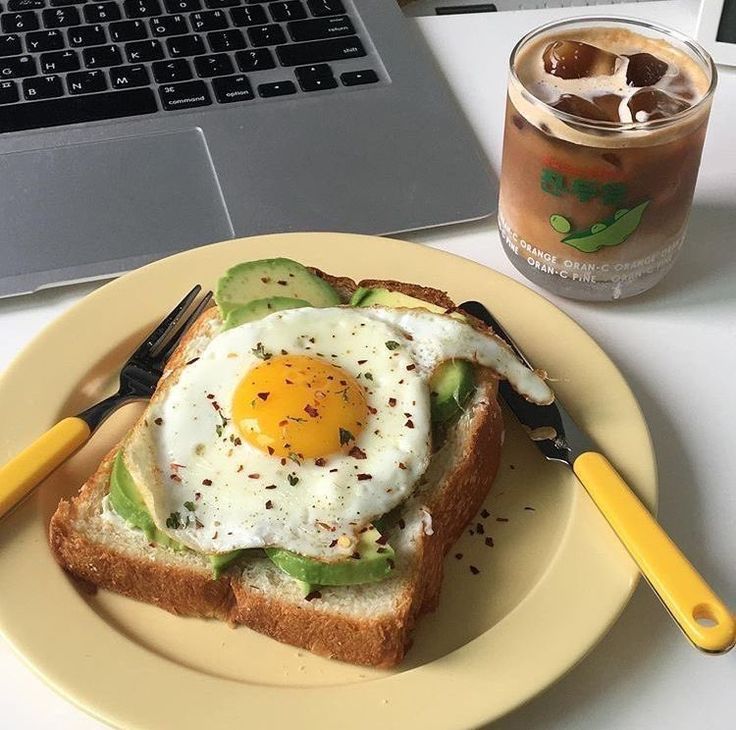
[0,0,496,297]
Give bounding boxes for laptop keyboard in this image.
[0,0,381,132]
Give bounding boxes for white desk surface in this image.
[2,2,734,728]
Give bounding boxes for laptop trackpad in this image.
[0,129,234,297]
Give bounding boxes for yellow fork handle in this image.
[574,451,735,654]
[0,416,91,519]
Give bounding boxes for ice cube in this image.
[551,93,621,122]
[543,40,620,80]
[628,88,690,122]
[625,53,669,87]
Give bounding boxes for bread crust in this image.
[49,271,503,667]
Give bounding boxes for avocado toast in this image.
[49,259,547,667]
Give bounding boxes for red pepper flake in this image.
[349,446,367,460]
[476,522,485,535]
[485,537,494,547]
[185,357,200,366]
[195,492,202,500]
[257,392,270,401]
[278,419,289,428]
[304,590,322,602]
[388,398,397,407]
[375,533,389,545]
[211,400,221,411]
[496,517,509,522]
[308,337,315,344]
[524,506,536,512]
[265,500,273,510]
[304,404,319,418]
[468,529,475,536]
[357,473,372,481]
[202,479,212,486]
[509,464,516,470]
[233,437,242,446]
[265,484,277,490]
[236,465,244,473]
[314,457,327,467]
[329,539,338,548]
[357,359,367,365]
[267,446,275,455]
[398,518,405,530]
[405,419,415,429]
[480,509,490,519]
[350,552,361,560]
[284,379,294,385]
[317,521,332,531]
[170,474,181,482]
[339,380,347,386]
[206,393,215,400]
[248,473,260,479]
[329,468,338,473]
[280,458,287,466]
[154,417,163,426]
[195,517,204,530]
[367,405,378,415]
[406,364,416,371]
[470,565,480,575]
[260,276,270,283]
[398,462,407,470]
[277,280,288,286]
[455,553,463,560]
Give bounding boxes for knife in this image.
[460,300,735,654]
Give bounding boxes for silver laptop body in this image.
[0,0,494,297]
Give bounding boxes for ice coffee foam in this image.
[509,24,714,148]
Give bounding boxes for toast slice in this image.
[49,273,503,667]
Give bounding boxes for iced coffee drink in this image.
[498,18,716,300]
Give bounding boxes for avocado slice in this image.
[223,296,311,330]
[354,287,449,315]
[266,527,395,586]
[215,258,340,316]
[429,360,475,423]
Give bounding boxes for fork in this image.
[0,285,212,520]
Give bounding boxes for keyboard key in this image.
[193,51,232,77]
[26,29,64,51]
[295,62,334,91]
[7,0,44,10]
[68,24,107,47]
[0,79,18,104]
[152,57,190,82]
[0,54,36,77]
[2,10,39,32]
[276,35,363,66]
[83,44,122,67]
[164,0,200,11]
[248,23,284,46]
[125,38,162,61]
[40,48,78,72]
[235,47,273,71]
[212,73,252,102]
[149,13,187,36]
[0,33,21,56]
[124,0,161,18]
[340,69,377,86]
[158,79,210,110]
[109,19,147,42]
[205,0,239,7]
[166,33,204,56]
[307,0,343,17]
[207,28,244,52]
[258,80,295,97]
[49,0,87,6]
[0,88,157,132]
[84,3,122,23]
[23,73,63,99]
[287,15,352,43]
[269,1,305,22]
[189,9,227,32]
[230,4,265,26]
[42,6,80,27]
[67,68,107,93]
[109,62,149,88]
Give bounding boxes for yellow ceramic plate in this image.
[0,233,655,729]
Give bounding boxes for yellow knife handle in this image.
[574,451,735,654]
[0,416,91,519]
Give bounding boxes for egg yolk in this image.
[232,355,368,458]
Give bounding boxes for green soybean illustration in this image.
[561,201,650,253]
[549,214,571,234]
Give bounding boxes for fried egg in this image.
[123,307,552,560]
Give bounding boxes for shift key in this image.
[276,36,365,67]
